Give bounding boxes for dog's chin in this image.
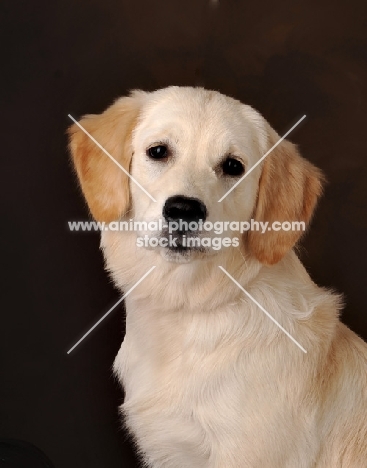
[160,246,208,264]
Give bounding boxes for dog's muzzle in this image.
[162,195,207,252]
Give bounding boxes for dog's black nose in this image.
[163,196,207,223]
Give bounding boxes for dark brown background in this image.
[1,0,367,467]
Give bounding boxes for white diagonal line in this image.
[68,114,157,203]
[218,115,306,202]
[218,266,307,353]
[67,266,156,354]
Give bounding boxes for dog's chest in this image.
[113,305,251,466]
[112,300,317,468]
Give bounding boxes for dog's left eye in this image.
[222,157,244,177]
[147,145,168,160]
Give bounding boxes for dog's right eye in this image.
[221,157,245,177]
[147,145,168,160]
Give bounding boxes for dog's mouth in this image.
[168,243,190,253]
[159,230,207,262]
[163,230,205,250]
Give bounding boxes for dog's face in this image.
[129,88,264,263]
[69,86,323,265]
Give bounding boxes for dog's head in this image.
[69,87,323,265]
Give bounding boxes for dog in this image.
[69,86,367,467]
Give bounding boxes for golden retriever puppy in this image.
[69,87,367,467]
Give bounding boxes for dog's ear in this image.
[247,124,324,265]
[68,91,146,222]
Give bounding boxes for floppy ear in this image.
[247,124,324,265]
[68,91,146,222]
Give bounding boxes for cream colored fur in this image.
[69,87,367,467]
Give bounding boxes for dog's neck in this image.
[103,230,339,359]
[102,230,315,315]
